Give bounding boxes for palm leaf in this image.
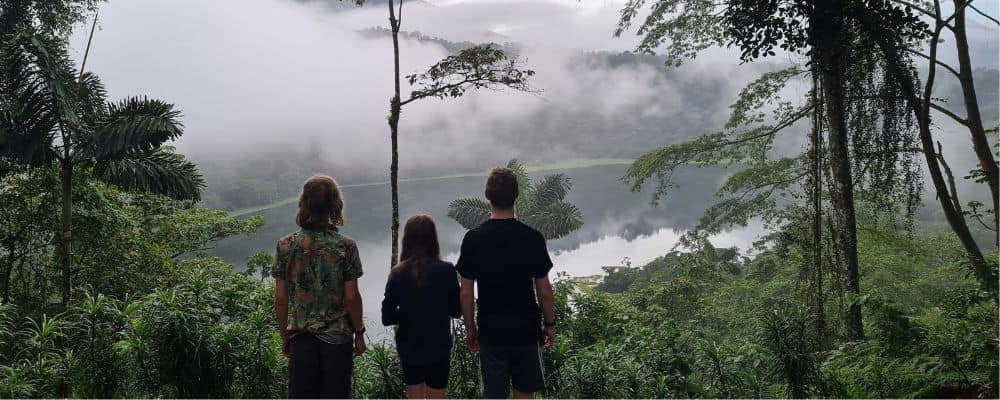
[0,80,58,165]
[0,30,63,165]
[522,202,583,240]
[506,158,537,211]
[505,158,533,193]
[533,173,571,207]
[446,197,491,229]
[19,29,84,131]
[92,97,183,159]
[76,71,108,121]
[95,147,204,200]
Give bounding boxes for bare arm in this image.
[535,276,556,349]
[274,279,290,356]
[345,279,366,356]
[535,276,554,323]
[460,277,479,351]
[345,279,364,332]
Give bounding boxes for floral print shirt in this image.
[272,228,363,344]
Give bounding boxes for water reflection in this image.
[209,164,763,337]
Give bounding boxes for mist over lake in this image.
[208,163,762,336]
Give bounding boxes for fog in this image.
[68,0,996,184]
[64,0,997,337]
[66,0,774,181]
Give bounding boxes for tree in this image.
[615,0,930,341]
[447,159,583,240]
[383,0,536,266]
[0,27,203,304]
[855,0,998,294]
[0,165,56,303]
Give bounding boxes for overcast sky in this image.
[67,0,998,176]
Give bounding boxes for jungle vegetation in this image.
[0,0,997,398]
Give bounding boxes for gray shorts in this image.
[479,344,545,398]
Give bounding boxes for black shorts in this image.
[479,344,545,398]
[401,357,451,389]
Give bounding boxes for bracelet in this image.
[354,326,366,336]
[543,320,556,328]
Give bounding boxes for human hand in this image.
[542,326,556,350]
[353,334,367,357]
[281,333,292,358]
[466,327,480,352]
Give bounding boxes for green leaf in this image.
[446,197,491,230]
[94,147,204,200]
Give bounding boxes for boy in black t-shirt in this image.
[456,167,557,399]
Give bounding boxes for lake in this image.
[208,163,763,340]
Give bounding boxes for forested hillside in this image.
[1,0,997,398]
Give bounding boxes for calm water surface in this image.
[209,164,763,340]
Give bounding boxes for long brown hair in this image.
[393,214,441,287]
[295,175,345,230]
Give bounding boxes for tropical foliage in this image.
[0,0,996,399]
[0,26,203,304]
[447,159,584,240]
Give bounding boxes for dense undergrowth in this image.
[1,177,995,398]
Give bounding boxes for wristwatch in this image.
[354,326,366,336]
[543,320,556,328]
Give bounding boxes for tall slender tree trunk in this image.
[809,69,826,346]
[2,240,15,303]
[821,65,863,341]
[815,0,863,341]
[388,0,402,268]
[59,158,72,305]
[952,0,999,233]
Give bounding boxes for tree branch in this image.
[721,105,814,146]
[401,76,481,106]
[929,102,969,126]
[906,49,961,79]
[968,2,999,25]
[887,0,936,19]
[936,141,964,214]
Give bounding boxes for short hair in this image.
[485,167,518,209]
[296,174,345,229]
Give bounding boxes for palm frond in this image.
[522,202,584,240]
[505,158,532,191]
[76,71,108,119]
[0,29,64,165]
[0,77,58,165]
[447,197,491,230]
[92,97,183,159]
[18,29,84,131]
[533,173,571,207]
[95,147,204,200]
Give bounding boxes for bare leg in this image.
[406,383,427,399]
[426,386,446,399]
[513,389,534,399]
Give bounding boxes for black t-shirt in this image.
[381,260,460,364]
[455,218,553,345]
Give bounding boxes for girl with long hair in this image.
[381,214,460,399]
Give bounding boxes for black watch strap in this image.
[543,320,556,328]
